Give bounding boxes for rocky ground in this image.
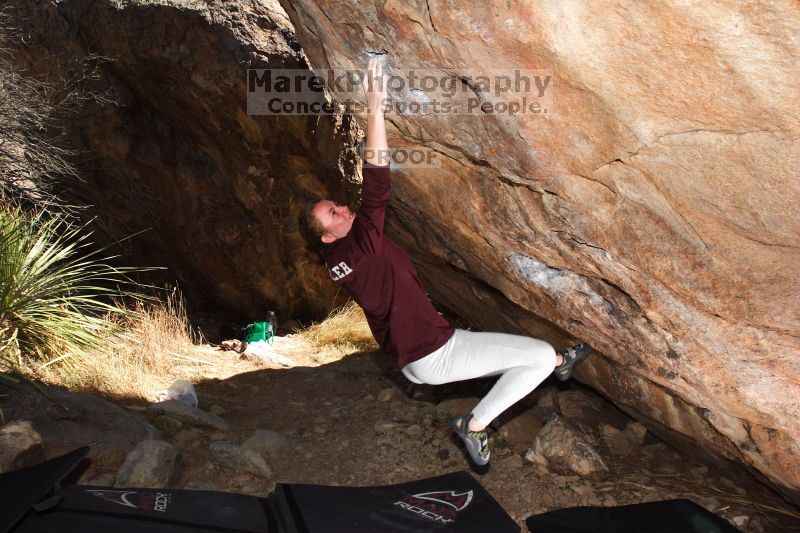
[3,337,799,532]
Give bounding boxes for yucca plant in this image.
[0,204,147,371]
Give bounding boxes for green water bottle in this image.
[268,310,277,344]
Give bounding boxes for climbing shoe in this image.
[451,413,490,466]
[554,343,591,381]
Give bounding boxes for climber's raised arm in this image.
[363,57,388,167]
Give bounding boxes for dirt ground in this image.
[102,336,799,532]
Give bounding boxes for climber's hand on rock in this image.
[363,57,386,115]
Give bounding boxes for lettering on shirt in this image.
[329,261,353,281]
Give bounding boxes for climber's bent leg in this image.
[401,329,557,428]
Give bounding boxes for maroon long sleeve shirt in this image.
[322,163,454,369]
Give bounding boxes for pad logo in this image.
[394,489,473,524]
[413,490,473,511]
[87,489,171,512]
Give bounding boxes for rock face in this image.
[7,0,800,501]
[280,0,800,502]
[7,0,361,322]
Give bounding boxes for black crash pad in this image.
[525,498,741,533]
[4,448,519,532]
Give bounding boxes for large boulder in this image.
[280,0,800,502]
[7,0,800,502]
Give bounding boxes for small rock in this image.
[434,397,480,417]
[242,429,289,455]
[81,472,116,486]
[603,494,618,506]
[554,475,581,484]
[405,424,424,437]
[147,401,228,431]
[210,442,273,478]
[374,420,400,433]
[209,432,228,441]
[601,424,634,456]
[496,446,512,457]
[330,407,348,420]
[694,496,721,513]
[0,420,44,473]
[183,480,220,490]
[377,387,395,402]
[209,405,226,415]
[586,495,603,506]
[153,415,183,437]
[115,440,180,488]
[569,483,593,497]
[623,421,648,444]
[313,426,327,434]
[730,515,749,529]
[229,473,252,486]
[172,428,200,447]
[525,416,608,478]
[502,454,524,469]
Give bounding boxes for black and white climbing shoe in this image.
[554,343,592,381]
[451,413,490,466]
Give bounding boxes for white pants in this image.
[401,329,557,427]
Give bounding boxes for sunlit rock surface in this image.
[280,0,800,501]
[8,0,799,501]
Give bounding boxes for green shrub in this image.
[0,204,144,370]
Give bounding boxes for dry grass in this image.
[294,300,377,356]
[33,297,380,400]
[35,290,212,402]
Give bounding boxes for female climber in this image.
[304,58,591,466]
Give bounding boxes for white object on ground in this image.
[244,340,295,366]
[157,379,198,407]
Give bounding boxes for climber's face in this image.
[312,200,355,243]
